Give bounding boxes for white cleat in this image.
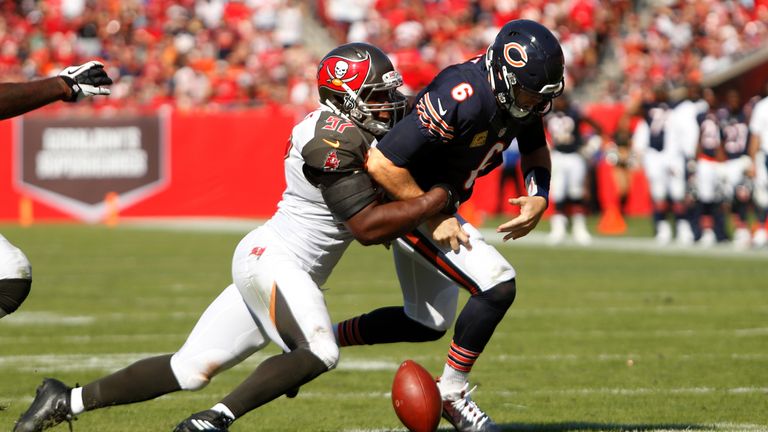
[571,214,592,246]
[440,383,500,432]
[548,214,568,245]
[699,229,716,248]
[675,220,695,246]
[655,220,672,245]
[733,228,751,250]
[753,228,767,248]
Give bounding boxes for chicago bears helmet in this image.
[485,19,565,118]
[317,43,407,137]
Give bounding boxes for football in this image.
[391,360,442,432]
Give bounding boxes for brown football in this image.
[391,360,442,432]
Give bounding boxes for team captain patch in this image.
[470,131,488,148]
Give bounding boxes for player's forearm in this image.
[0,78,71,120]
[520,145,552,174]
[346,188,449,245]
[366,147,425,200]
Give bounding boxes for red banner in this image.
[0,103,650,224]
[1,106,296,222]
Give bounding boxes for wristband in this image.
[524,167,551,204]
[431,183,460,215]
[59,76,80,103]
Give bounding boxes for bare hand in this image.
[497,196,547,241]
[427,214,471,253]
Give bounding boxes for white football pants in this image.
[550,150,588,202]
[643,148,686,202]
[392,219,516,331]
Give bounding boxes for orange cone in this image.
[598,205,627,234]
[105,192,119,227]
[596,159,626,235]
[19,196,33,227]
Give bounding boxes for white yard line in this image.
[1,352,766,374]
[117,217,768,259]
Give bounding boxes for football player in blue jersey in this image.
[719,90,754,248]
[334,19,564,432]
[632,85,695,245]
[0,61,112,320]
[544,92,602,245]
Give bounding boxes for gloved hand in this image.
[58,61,113,102]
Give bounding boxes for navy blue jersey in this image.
[697,110,722,159]
[545,106,584,153]
[376,57,546,202]
[642,101,671,152]
[720,110,750,160]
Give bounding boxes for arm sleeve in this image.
[320,171,378,221]
[302,165,378,221]
[517,117,548,154]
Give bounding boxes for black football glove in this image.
[58,61,113,102]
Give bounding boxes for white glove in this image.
[58,61,113,102]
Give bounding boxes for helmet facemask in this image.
[486,46,564,119]
[317,44,408,138]
[347,70,408,137]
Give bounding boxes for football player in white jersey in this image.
[0,61,112,319]
[748,84,768,247]
[544,93,601,245]
[632,86,695,245]
[14,44,456,432]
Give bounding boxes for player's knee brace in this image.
[480,278,517,311]
[0,278,32,317]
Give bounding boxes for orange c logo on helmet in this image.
[503,42,527,68]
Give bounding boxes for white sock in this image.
[211,403,236,420]
[438,365,469,397]
[70,387,85,415]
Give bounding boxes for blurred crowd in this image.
[318,0,628,94]
[3,0,768,247]
[1,0,766,112]
[0,0,317,112]
[613,0,768,105]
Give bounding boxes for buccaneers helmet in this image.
[317,43,407,137]
[485,19,565,118]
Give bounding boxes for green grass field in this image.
[0,223,766,431]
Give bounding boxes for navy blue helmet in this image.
[485,19,565,118]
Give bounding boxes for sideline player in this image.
[694,89,730,246]
[719,90,754,248]
[333,19,563,432]
[13,43,457,432]
[0,61,113,319]
[632,85,694,245]
[544,92,601,245]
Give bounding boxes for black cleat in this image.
[14,378,73,432]
[173,409,234,432]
